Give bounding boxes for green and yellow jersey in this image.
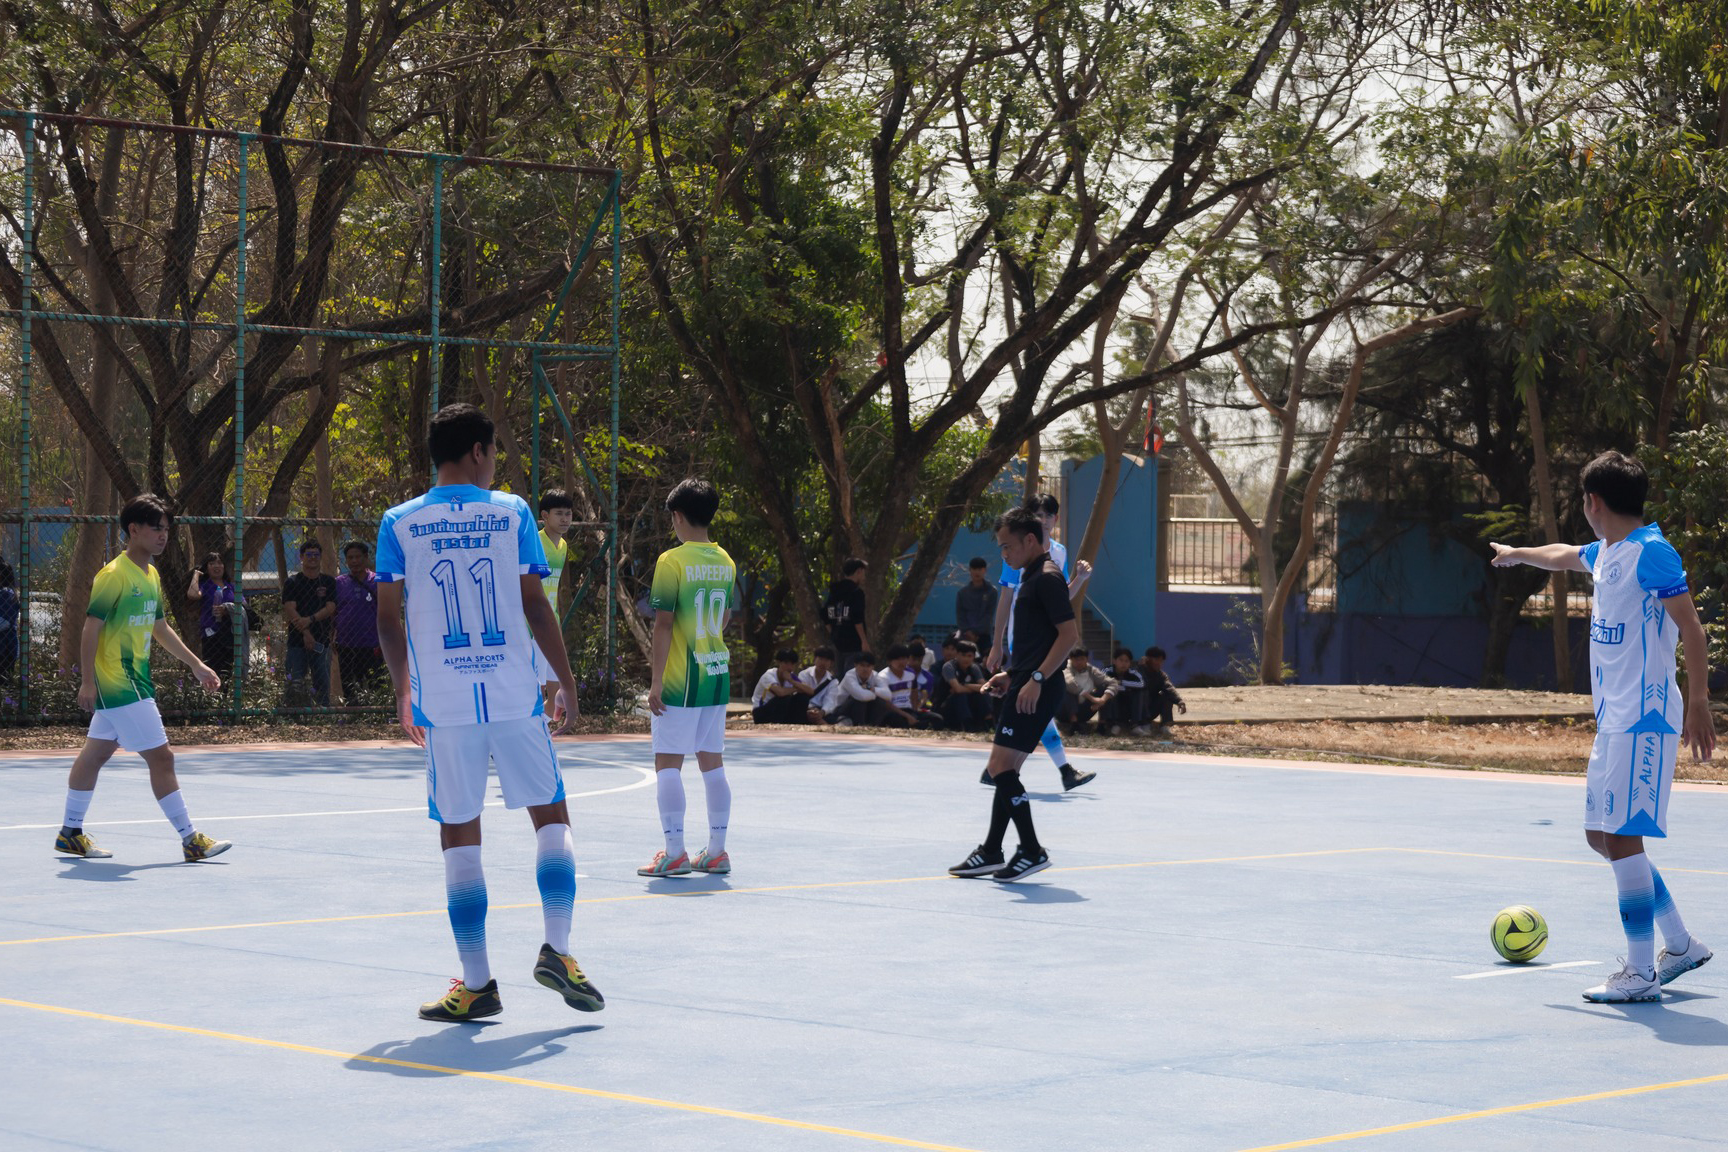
[649,540,735,708]
[538,528,568,606]
[86,554,165,710]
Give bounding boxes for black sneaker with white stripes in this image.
[991,847,1051,882]
[948,845,1005,877]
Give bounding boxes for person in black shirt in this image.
[1141,646,1187,735]
[823,557,872,669]
[948,507,1076,882]
[282,539,336,707]
[953,557,998,657]
[937,639,991,731]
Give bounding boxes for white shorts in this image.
[88,699,169,752]
[425,716,564,824]
[1585,729,1677,838]
[651,704,726,756]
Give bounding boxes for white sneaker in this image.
[1130,724,1153,737]
[1582,960,1661,1003]
[1656,937,1713,986]
[834,717,854,728]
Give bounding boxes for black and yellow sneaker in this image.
[182,831,232,862]
[418,978,502,1022]
[533,944,605,1012]
[54,827,113,859]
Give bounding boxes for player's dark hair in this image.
[298,538,322,556]
[343,539,369,556]
[119,493,171,534]
[995,505,1044,542]
[428,403,496,468]
[842,557,868,577]
[886,643,911,662]
[955,639,978,657]
[775,647,798,663]
[813,645,836,661]
[941,634,959,650]
[539,489,574,514]
[198,551,228,581]
[665,478,720,527]
[1580,450,1648,517]
[1113,646,1134,660]
[1069,645,1089,659]
[969,556,988,570]
[1145,646,1167,660]
[907,641,926,662]
[1025,492,1059,516]
[854,651,876,667]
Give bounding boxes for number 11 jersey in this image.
[650,540,736,708]
[375,484,551,727]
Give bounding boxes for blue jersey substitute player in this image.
[1492,450,1715,1003]
[986,493,1096,791]
[376,403,603,1023]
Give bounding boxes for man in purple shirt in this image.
[334,540,384,703]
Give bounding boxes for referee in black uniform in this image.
[949,505,1078,882]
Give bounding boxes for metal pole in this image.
[17,112,34,717]
[531,355,542,502]
[608,172,621,704]
[428,157,443,456]
[231,135,250,717]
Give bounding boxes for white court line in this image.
[0,755,653,831]
[1455,960,1600,980]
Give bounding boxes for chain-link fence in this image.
[0,110,621,725]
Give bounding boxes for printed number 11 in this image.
[431,557,508,650]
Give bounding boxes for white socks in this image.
[443,845,491,989]
[1610,853,1657,979]
[656,767,687,859]
[63,789,94,830]
[157,790,194,840]
[535,823,576,955]
[702,766,731,856]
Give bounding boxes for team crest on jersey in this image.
[1603,560,1623,586]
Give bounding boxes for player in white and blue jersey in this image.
[986,493,1096,791]
[1492,450,1715,1003]
[377,404,603,1023]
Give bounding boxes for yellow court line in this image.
[0,848,1392,947]
[1235,1070,1728,1151]
[0,997,981,1151]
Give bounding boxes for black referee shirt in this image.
[1009,552,1074,674]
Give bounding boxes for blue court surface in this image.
[4,733,1728,1152]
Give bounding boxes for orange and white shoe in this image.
[691,848,730,875]
[637,850,691,877]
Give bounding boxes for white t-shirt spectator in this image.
[884,664,920,709]
[799,665,840,713]
[752,668,797,708]
[840,667,891,702]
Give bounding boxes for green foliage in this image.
[1642,430,1728,670]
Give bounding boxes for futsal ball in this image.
[1490,905,1548,963]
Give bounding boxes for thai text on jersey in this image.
[1579,523,1690,735]
[650,541,736,707]
[86,554,165,709]
[376,485,551,727]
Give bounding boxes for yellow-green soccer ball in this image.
[1491,905,1548,963]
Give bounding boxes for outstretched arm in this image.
[1490,542,1589,572]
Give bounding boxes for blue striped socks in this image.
[536,823,576,955]
[1040,721,1066,763]
[443,845,491,988]
[1650,862,1692,954]
[1610,853,1656,979]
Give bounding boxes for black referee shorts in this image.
[991,671,1066,754]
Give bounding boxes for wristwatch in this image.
[1030,670,1045,683]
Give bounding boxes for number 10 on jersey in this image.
[430,557,508,650]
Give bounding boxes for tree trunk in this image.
[1525,382,1573,691]
[1024,435,1041,501]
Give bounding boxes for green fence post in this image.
[18,111,34,719]
[231,134,250,719]
[429,156,443,460]
[608,171,621,704]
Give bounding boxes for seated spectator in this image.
[834,652,893,727]
[1101,646,1148,735]
[927,635,961,708]
[752,648,811,724]
[799,645,842,722]
[938,639,991,731]
[906,640,938,700]
[1056,646,1118,732]
[1141,646,1187,735]
[953,556,998,658]
[909,634,937,672]
[884,644,942,729]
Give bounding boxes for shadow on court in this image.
[641,876,734,896]
[996,883,1086,904]
[346,1024,604,1077]
[1549,994,1728,1046]
[56,859,214,882]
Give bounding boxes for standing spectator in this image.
[834,653,892,727]
[282,539,336,707]
[0,557,18,685]
[939,639,991,731]
[1101,646,1149,735]
[186,552,243,678]
[1141,646,1187,735]
[536,490,575,711]
[752,648,811,725]
[334,540,384,703]
[1056,646,1118,733]
[884,644,941,729]
[953,558,999,658]
[798,646,842,722]
[824,558,872,670]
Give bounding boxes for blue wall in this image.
[1062,453,1157,652]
